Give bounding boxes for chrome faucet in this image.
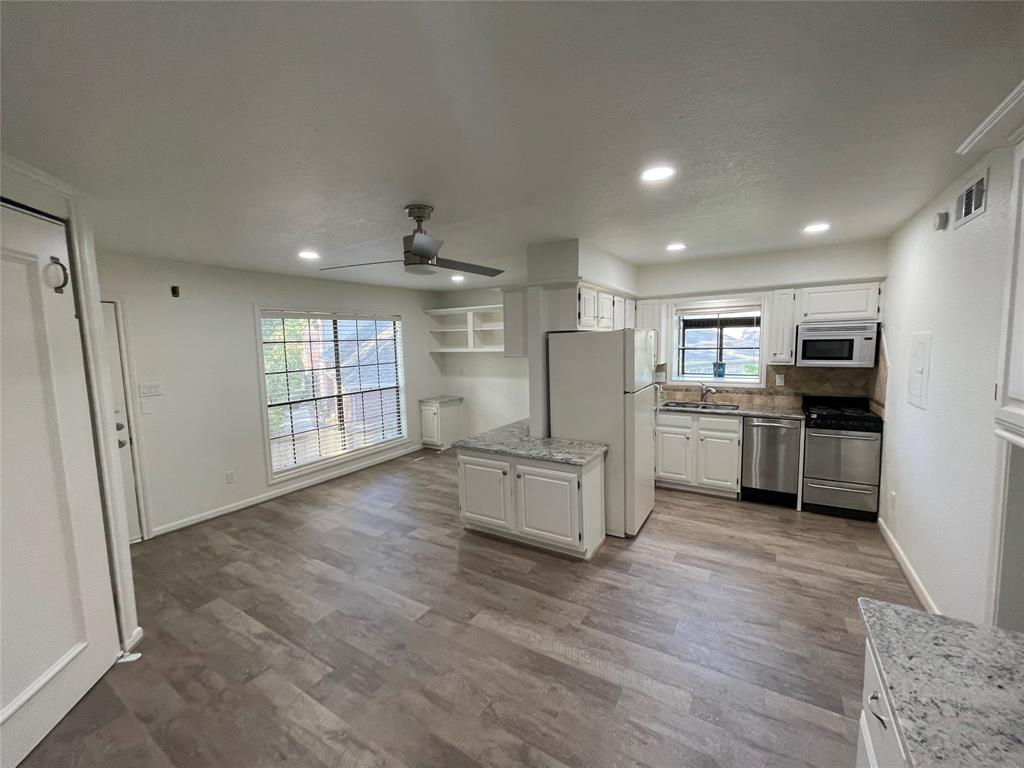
[700,382,717,403]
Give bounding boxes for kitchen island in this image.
[856,598,1024,768]
[453,420,607,559]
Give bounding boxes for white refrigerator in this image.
[548,329,657,537]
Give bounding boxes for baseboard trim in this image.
[878,517,939,614]
[150,442,424,537]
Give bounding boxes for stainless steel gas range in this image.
[801,396,883,521]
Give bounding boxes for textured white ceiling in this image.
[2,2,1022,290]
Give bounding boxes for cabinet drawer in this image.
[657,411,695,429]
[861,643,906,767]
[698,415,741,434]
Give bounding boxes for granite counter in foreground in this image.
[859,598,1024,768]
[452,419,607,465]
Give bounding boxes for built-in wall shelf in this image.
[425,304,505,353]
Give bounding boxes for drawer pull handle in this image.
[807,432,879,441]
[867,692,888,730]
[806,482,874,494]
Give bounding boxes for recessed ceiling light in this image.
[298,250,320,260]
[641,165,676,183]
[666,242,687,252]
[450,275,465,282]
[802,222,830,233]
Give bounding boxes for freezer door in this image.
[624,386,656,535]
[625,328,657,392]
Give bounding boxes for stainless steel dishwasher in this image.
[741,417,801,507]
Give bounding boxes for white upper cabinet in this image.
[612,295,626,330]
[768,289,798,364]
[800,282,881,322]
[597,291,614,329]
[578,284,598,329]
[625,298,636,330]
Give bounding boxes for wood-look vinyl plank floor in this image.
[23,448,919,768]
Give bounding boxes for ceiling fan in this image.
[320,204,503,277]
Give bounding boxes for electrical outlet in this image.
[225,470,236,485]
[775,374,785,386]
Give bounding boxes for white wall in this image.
[880,147,1016,622]
[636,240,887,297]
[579,240,638,295]
[99,253,444,536]
[431,288,529,435]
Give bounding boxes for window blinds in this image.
[260,310,405,475]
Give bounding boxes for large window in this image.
[676,307,761,382]
[260,310,404,476]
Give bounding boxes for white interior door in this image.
[101,301,142,542]
[1,205,121,767]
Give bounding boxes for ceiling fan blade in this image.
[435,257,504,277]
[319,260,403,271]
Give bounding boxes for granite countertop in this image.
[859,598,1024,767]
[659,402,805,420]
[453,419,607,466]
[419,395,464,405]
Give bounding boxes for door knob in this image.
[115,422,125,431]
[117,439,128,448]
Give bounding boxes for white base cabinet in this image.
[457,450,605,559]
[856,641,907,768]
[420,396,463,450]
[656,412,742,495]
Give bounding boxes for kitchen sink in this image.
[663,401,740,411]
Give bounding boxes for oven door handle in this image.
[805,482,875,494]
[807,432,879,441]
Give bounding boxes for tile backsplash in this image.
[662,365,881,411]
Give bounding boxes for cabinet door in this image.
[656,427,692,483]
[421,403,439,444]
[515,464,580,547]
[696,430,740,490]
[459,456,513,530]
[612,296,626,330]
[769,289,797,364]
[800,282,880,322]
[597,291,614,329]
[625,298,636,330]
[578,284,598,329]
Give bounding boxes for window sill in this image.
[670,378,765,390]
[267,436,410,486]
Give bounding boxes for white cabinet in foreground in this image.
[856,641,907,768]
[656,412,742,496]
[457,451,605,559]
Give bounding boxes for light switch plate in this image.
[907,332,932,410]
[775,374,785,386]
[139,382,163,397]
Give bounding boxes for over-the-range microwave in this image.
[796,321,878,368]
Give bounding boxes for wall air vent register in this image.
[954,171,987,229]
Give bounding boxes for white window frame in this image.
[254,304,409,484]
[668,294,769,389]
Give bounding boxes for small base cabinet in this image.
[457,450,605,559]
[656,412,742,496]
[420,396,462,450]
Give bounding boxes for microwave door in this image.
[801,338,855,363]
